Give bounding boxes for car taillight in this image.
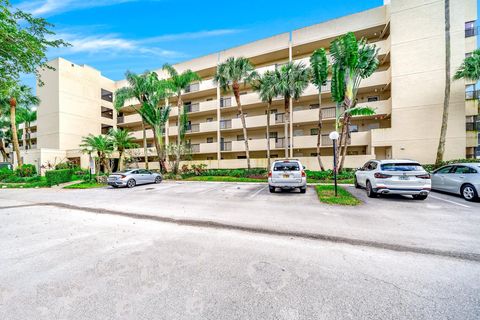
[374,172,392,179]
[416,174,431,179]
[120,175,126,179]
[301,170,306,177]
[268,171,272,177]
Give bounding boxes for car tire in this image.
[413,194,428,200]
[366,181,377,198]
[127,179,136,188]
[154,176,162,184]
[461,184,478,202]
[300,187,307,194]
[269,186,275,193]
[354,176,361,189]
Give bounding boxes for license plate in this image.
[283,174,290,178]
[399,176,409,180]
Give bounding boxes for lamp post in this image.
[329,131,339,197]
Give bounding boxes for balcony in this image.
[230,139,276,152]
[220,97,232,108]
[467,131,478,147]
[190,142,218,154]
[221,141,232,151]
[183,79,216,95]
[466,100,479,116]
[183,99,217,114]
[186,124,200,133]
[231,114,276,130]
[220,120,232,129]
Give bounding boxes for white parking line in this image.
[429,195,470,208]
[249,185,268,198]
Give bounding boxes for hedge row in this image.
[45,169,73,186]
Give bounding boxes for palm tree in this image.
[0,84,39,167]
[162,64,201,174]
[252,70,277,168]
[214,57,257,169]
[330,32,379,171]
[0,118,10,161]
[17,106,37,150]
[114,71,152,169]
[137,73,173,172]
[274,62,310,158]
[108,128,138,171]
[80,134,114,174]
[435,0,451,166]
[310,48,329,171]
[454,49,480,80]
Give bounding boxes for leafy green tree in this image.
[310,48,329,170]
[114,71,152,169]
[162,64,201,174]
[0,0,69,92]
[0,117,9,161]
[0,84,38,166]
[330,32,379,171]
[80,134,114,174]
[108,128,138,171]
[435,0,451,166]
[17,106,37,150]
[252,70,278,168]
[274,62,310,158]
[214,57,257,169]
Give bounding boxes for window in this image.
[466,84,476,100]
[101,124,112,134]
[138,169,151,174]
[237,156,246,159]
[368,162,378,171]
[268,132,278,139]
[466,52,473,58]
[347,151,359,155]
[220,97,231,108]
[206,98,213,101]
[101,106,113,119]
[293,129,304,137]
[206,137,214,143]
[101,89,113,102]
[435,166,453,174]
[274,162,300,171]
[237,135,244,141]
[454,166,478,174]
[309,104,319,109]
[367,96,379,102]
[185,83,199,93]
[310,153,318,157]
[206,117,214,122]
[270,109,278,114]
[207,156,214,160]
[465,21,476,37]
[381,163,424,171]
[310,128,319,135]
[349,125,359,133]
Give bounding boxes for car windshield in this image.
[274,162,300,171]
[381,163,424,171]
[114,171,131,174]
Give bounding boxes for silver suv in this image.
[268,159,307,193]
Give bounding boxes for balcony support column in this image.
[216,52,222,166]
[289,32,294,158]
[165,97,169,146]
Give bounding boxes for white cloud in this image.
[16,0,142,16]
[141,29,244,43]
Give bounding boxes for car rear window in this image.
[380,163,424,171]
[273,162,300,171]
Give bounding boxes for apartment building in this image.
[8,0,479,172]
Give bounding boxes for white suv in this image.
[268,159,307,193]
[354,159,431,200]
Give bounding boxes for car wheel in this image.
[354,176,361,189]
[300,187,306,194]
[461,184,478,202]
[366,181,377,198]
[269,186,275,193]
[154,176,162,184]
[413,194,428,200]
[127,179,136,188]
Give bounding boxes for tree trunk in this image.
[9,98,22,167]
[284,97,289,158]
[266,101,271,169]
[233,82,251,169]
[316,92,325,171]
[153,129,166,173]
[339,114,351,172]
[141,120,149,169]
[174,94,183,174]
[435,0,451,167]
[0,139,9,161]
[118,149,125,171]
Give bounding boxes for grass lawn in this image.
[308,178,354,184]
[63,181,107,189]
[315,185,361,206]
[0,180,49,188]
[185,176,266,183]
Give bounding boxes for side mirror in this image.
[356,167,363,171]
[303,166,306,170]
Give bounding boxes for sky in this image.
[11,0,385,89]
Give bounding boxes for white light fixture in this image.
[329,131,339,140]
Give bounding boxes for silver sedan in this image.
[107,169,162,188]
[431,163,480,201]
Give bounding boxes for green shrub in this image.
[15,164,37,177]
[55,161,81,171]
[45,169,73,186]
[0,168,13,181]
[305,169,355,181]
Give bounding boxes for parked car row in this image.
[354,160,480,201]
